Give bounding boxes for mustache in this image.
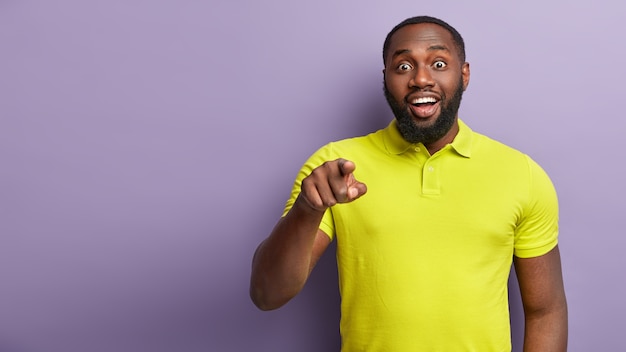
[382,81,455,104]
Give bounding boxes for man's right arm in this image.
[249,159,367,310]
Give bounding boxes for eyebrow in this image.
[391,45,450,59]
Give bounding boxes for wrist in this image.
[293,194,327,218]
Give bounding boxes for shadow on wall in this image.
[509,268,525,351]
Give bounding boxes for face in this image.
[383,23,470,146]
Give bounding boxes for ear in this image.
[461,62,470,91]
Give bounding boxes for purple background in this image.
[1,1,624,351]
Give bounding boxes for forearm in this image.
[523,303,568,351]
[250,196,326,310]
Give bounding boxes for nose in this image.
[409,66,434,89]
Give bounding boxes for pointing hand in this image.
[299,158,367,212]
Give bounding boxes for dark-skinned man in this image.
[251,16,567,352]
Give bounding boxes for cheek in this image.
[385,77,408,98]
[438,73,463,94]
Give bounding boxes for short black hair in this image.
[382,16,466,64]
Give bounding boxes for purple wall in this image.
[1,1,624,351]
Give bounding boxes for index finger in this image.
[337,158,356,176]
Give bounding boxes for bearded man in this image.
[250,15,568,352]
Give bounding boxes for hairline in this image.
[382,16,466,65]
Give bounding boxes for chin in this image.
[410,114,439,127]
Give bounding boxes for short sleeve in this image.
[281,144,337,241]
[513,155,559,258]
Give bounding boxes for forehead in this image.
[387,23,458,58]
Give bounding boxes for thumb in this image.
[348,186,359,198]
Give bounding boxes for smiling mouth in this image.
[409,97,440,119]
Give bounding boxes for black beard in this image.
[383,78,464,145]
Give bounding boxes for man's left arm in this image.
[514,245,568,352]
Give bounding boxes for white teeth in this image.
[412,97,437,104]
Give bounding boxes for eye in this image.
[433,60,447,69]
[397,63,413,72]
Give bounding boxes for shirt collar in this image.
[382,118,473,158]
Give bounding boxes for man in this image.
[250,16,567,351]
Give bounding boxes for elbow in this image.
[248,246,308,311]
[524,291,568,320]
[251,296,282,311]
[249,272,302,311]
[249,284,292,311]
[525,300,568,322]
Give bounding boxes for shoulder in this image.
[470,130,542,173]
[470,130,557,206]
[309,126,389,160]
[471,130,526,159]
[465,127,555,193]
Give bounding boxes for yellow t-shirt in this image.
[283,119,559,351]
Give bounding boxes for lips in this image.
[407,93,441,119]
